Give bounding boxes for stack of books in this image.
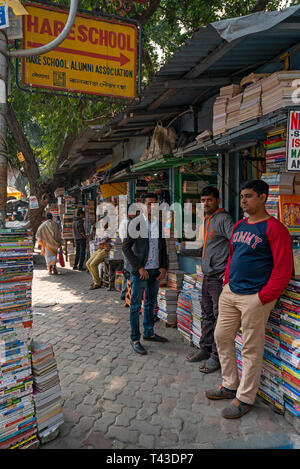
[226,93,243,130]
[261,71,300,115]
[238,82,262,124]
[219,84,241,98]
[164,214,179,271]
[109,237,123,260]
[182,180,199,194]
[157,287,179,325]
[0,228,39,449]
[195,130,212,143]
[62,197,77,239]
[257,303,285,413]
[167,270,184,291]
[240,73,270,88]
[212,96,228,136]
[264,127,286,173]
[176,290,192,344]
[85,200,95,237]
[31,341,64,442]
[279,280,300,420]
[182,273,197,290]
[190,287,202,348]
[261,173,280,218]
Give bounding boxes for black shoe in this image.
[73,266,78,270]
[143,334,169,343]
[131,341,147,355]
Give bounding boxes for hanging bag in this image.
[58,248,65,267]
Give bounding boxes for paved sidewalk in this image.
[31,259,297,449]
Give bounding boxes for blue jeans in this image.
[129,269,160,342]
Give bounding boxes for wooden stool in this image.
[102,259,123,291]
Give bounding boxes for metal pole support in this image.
[0,30,7,228]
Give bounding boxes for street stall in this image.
[47,4,300,432]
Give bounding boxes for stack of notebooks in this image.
[261,173,280,218]
[109,237,123,260]
[164,214,179,271]
[190,286,203,348]
[240,73,270,88]
[261,71,300,115]
[238,82,262,124]
[0,228,39,449]
[226,93,243,130]
[62,196,77,239]
[195,130,212,143]
[257,302,285,413]
[167,270,184,291]
[176,290,192,344]
[219,84,241,98]
[31,341,64,441]
[264,127,286,173]
[85,200,95,237]
[166,239,179,271]
[212,96,228,136]
[182,180,199,194]
[157,288,179,325]
[279,280,300,420]
[182,273,197,291]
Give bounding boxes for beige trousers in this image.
[214,283,276,405]
[86,251,104,286]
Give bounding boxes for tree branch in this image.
[251,0,272,13]
[133,0,161,25]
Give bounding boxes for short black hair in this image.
[142,193,158,202]
[200,186,219,200]
[46,212,53,220]
[241,179,269,198]
[76,208,84,217]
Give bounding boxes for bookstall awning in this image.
[130,154,218,173]
[100,182,127,198]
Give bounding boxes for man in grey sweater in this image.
[187,186,235,373]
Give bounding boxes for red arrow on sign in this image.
[27,42,131,67]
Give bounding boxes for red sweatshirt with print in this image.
[224,216,293,305]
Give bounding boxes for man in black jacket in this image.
[122,193,169,355]
[72,208,87,271]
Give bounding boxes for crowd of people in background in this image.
[34,179,293,420]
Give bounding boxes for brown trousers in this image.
[214,283,276,405]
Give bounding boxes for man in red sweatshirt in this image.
[206,179,293,419]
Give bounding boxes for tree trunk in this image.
[5,102,50,241]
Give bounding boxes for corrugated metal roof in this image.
[56,6,300,178]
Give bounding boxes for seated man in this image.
[86,235,113,290]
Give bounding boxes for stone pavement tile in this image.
[32,265,297,449]
[138,434,155,448]
[107,426,139,445]
[92,411,118,434]
[115,407,137,426]
[85,431,113,449]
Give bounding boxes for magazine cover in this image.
[278,195,300,229]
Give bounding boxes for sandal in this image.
[186,350,209,362]
[89,284,101,290]
[199,357,221,374]
[221,398,253,419]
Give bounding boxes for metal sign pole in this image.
[0,30,8,227]
[0,0,78,227]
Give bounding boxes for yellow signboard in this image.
[22,4,137,98]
